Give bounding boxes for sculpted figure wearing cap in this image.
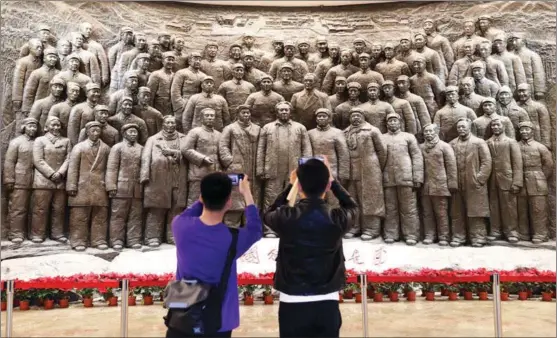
[219,104,262,227]
[321,49,359,95]
[117,32,148,86]
[346,52,385,102]
[78,105,120,146]
[67,82,101,145]
[133,53,151,87]
[272,62,304,102]
[147,39,164,72]
[172,36,188,71]
[57,53,93,100]
[259,39,284,73]
[351,38,368,67]
[458,77,487,116]
[375,42,411,83]
[66,121,111,251]
[433,86,477,142]
[200,42,232,88]
[49,81,81,136]
[295,40,311,62]
[395,75,431,137]
[509,36,547,100]
[108,26,135,93]
[3,118,38,243]
[241,33,265,67]
[382,80,418,135]
[492,35,527,93]
[409,55,445,116]
[291,73,332,130]
[395,37,419,74]
[69,32,101,84]
[106,123,144,249]
[227,43,244,67]
[183,76,230,133]
[242,51,267,90]
[22,47,60,112]
[147,52,176,116]
[307,37,330,72]
[57,39,72,71]
[269,40,309,83]
[448,40,476,86]
[470,61,500,97]
[328,76,348,111]
[158,32,172,53]
[333,81,363,130]
[244,75,285,127]
[313,43,341,87]
[476,15,505,42]
[29,76,65,135]
[357,82,396,133]
[171,51,206,118]
[423,19,455,74]
[495,85,529,138]
[475,40,509,87]
[30,116,72,243]
[134,87,164,137]
[13,39,45,114]
[217,63,256,120]
[79,22,110,87]
[109,70,139,115]
[471,97,514,140]
[452,19,489,59]
[108,96,149,145]
[19,24,55,58]
[343,107,386,240]
[516,83,551,149]
[413,33,445,81]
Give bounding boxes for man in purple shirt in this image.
[168,172,262,338]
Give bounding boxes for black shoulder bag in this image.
[163,227,239,335]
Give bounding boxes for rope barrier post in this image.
[5,280,15,338]
[120,279,129,338]
[491,273,502,338]
[358,274,368,337]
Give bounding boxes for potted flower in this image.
[128,288,136,306]
[541,283,553,302]
[476,283,491,301]
[353,284,362,303]
[516,282,529,301]
[461,283,474,300]
[445,284,459,301]
[16,290,31,311]
[139,287,154,305]
[403,283,417,302]
[262,285,274,305]
[39,289,57,310]
[241,285,256,306]
[500,283,512,301]
[57,290,70,308]
[421,283,437,301]
[103,288,118,306]
[371,283,384,303]
[343,283,355,299]
[387,283,401,302]
[1,290,6,311]
[78,288,95,307]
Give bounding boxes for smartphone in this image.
[228,173,245,186]
[298,156,324,166]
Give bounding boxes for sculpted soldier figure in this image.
[78,105,120,147]
[200,42,232,88]
[313,43,340,88]
[227,43,244,67]
[219,105,262,226]
[3,118,38,243]
[492,35,526,93]
[382,113,423,245]
[172,36,188,72]
[12,38,43,115]
[67,82,101,145]
[409,55,445,116]
[241,33,265,67]
[291,73,331,130]
[19,25,54,57]
[307,37,330,72]
[517,121,554,243]
[346,53,385,102]
[458,77,487,115]
[134,87,164,137]
[472,97,514,140]
[453,19,489,59]
[476,40,508,87]
[423,19,454,75]
[256,101,312,237]
[434,86,477,142]
[57,39,72,71]
[295,40,310,63]
[244,75,285,127]
[375,43,411,83]
[67,121,111,251]
[29,76,65,134]
[217,63,256,120]
[333,81,363,130]
[259,39,284,72]
[109,71,139,114]
[476,15,505,42]
[147,39,163,72]
[147,52,176,117]
[420,123,457,245]
[80,22,110,87]
[30,116,71,243]
[158,32,172,53]
[108,27,134,93]
[369,43,384,69]
[48,81,81,136]
[496,86,530,137]
[470,61,499,98]
[106,123,144,249]
[448,40,475,86]
[510,35,546,100]
[22,47,60,112]
[141,116,188,246]
[351,38,368,67]
[57,53,92,98]
[183,76,230,133]
[242,51,267,90]
[343,107,386,240]
[184,108,222,207]
[396,75,431,135]
[486,118,523,243]
[396,37,419,74]
[322,49,359,95]
[272,63,304,102]
[70,32,101,84]
[381,80,417,135]
[517,83,551,149]
[117,33,148,87]
[171,51,205,121]
[108,96,149,145]
[413,33,445,81]
[269,40,309,83]
[450,118,492,247]
[328,76,348,112]
[134,53,151,87]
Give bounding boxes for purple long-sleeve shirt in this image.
[172,201,263,332]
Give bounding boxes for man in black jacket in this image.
[263,157,358,338]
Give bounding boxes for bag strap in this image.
[215,227,239,299]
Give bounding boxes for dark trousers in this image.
[279,300,342,338]
[165,328,231,338]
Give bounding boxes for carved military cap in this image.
[121,27,133,33]
[297,40,310,46]
[272,38,284,44]
[37,24,51,32]
[328,42,340,49]
[229,43,242,49]
[94,105,109,112]
[493,34,507,42]
[120,96,134,104]
[85,121,103,130]
[205,41,218,47]
[202,76,215,83]
[284,40,296,47]
[386,112,401,121]
[424,18,434,24]
[445,86,459,93]
[236,104,251,112]
[518,121,534,129]
[190,51,202,58]
[136,53,150,60]
[396,75,410,82]
[383,42,395,49]
[243,33,255,38]
[232,63,245,69]
[349,107,364,115]
[67,53,81,62]
[135,32,146,39]
[481,97,497,105]
[334,76,347,83]
[162,51,175,59]
[382,80,395,87]
[44,116,60,131]
[497,86,512,96]
[50,76,66,86]
[470,61,486,70]
[413,55,427,63]
[358,53,370,59]
[316,36,327,43]
[138,87,151,94]
[315,108,331,117]
[304,73,316,80]
[478,15,492,21]
[123,71,138,80]
[158,31,171,37]
[347,82,361,89]
[66,82,81,91]
[353,38,365,44]
[260,74,273,82]
[280,63,294,70]
[44,47,58,56]
[242,51,255,58]
[517,83,530,91]
[85,82,101,92]
[121,123,139,133]
[20,117,38,133]
[367,82,381,89]
[150,39,161,46]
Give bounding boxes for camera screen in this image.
[298,156,324,166]
[228,174,244,185]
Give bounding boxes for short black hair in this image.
[200,172,232,211]
[297,159,329,198]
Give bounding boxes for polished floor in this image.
[2,298,555,337]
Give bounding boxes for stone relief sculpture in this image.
[29,76,65,135]
[13,39,44,118]
[183,76,230,133]
[272,63,304,102]
[48,82,81,137]
[21,47,60,113]
[80,22,110,88]
[290,73,331,130]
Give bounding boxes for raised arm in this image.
[330,180,358,234]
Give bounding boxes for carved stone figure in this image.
[244,75,285,127]
[147,40,163,72]
[358,82,397,133]
[200,42,232,88]
[134,53,151,88]
[217,63,256,120]
[476,15,505,42]
[158,32,172,53]
[141,116,188,246]
[57,54,92,100]
[351,38,368,67]
[13,38,43,115]
[80,22,110,87]
[269,41,309,83]
[328,76,348,112]
[476,40,508,87]
[78,105,120,147]
[106,123,144,249]
[307,37,330,72]
[183,76,230,133]
[295,40,310,64]
[109,71,139,115]
[333,81,362,130]
[171,52,206,119]
[242,51,267,90]
[496,86,530,138]
[108,27,134,93]
[396,37,419,75]
[67,82,101,145]
[147,52,176,117]
[470,61,499,98]
[227,43,243,67]
[472,97,515,140]
[241,33,265,69]
[67,121,111,251]
[22,47,60,112]
[458,77,487,116]
[517,83,551,149]
[453,19,489,59]
[117,33,148,88]
[510,35,547,100]
[486,118,523,243]
[448,40,475,86]
[70,32,101,84]
[409,55,445,116]
[30,116,71,243]
[343,107,386,240]
[313,43,340,88]
[172,36,188,72]
[256,101,312,237]
[291,73,331,130]
[413,33,445,81]
[134,87,164,137]
[219,105,262,227]
[107,96,149,145]
[423,19,454,76]
[259,39,284,72]
[382,81,417,135]
[3,118,38,243]
[19,24,55,58]
[48,81,81,137]
[369,42,384,69]
[420,123,457,245]
[434,86,477,142]
[29,76,65,135]
[450,118,492,247]
[272,63,304,102]
[375,43,411,83]
[346,53,385,102]
[396,75,431,133]
[57,39,72,71]
[517,121,554,243]
[492,35,526,93]
[322,49,359,95]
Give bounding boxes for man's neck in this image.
[86,100,96,108]
[163,67,172,74]
[202,125,213,132]
[388,129,401,135]
[234,78,243,84]
[386,96,395,103]
[262,89,271,95]
[189,66,199,72]
[124,139,136,146]
[199,209,225,226]
[239,120,251,128]
[317,124,330,131]
[282,79,291,84]
[459,134,471,141]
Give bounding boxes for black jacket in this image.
[263,181,358,296]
